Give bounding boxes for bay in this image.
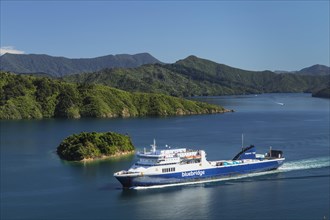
[1,93,329,219]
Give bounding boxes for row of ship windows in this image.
[140,158,177,162]
[140,159,157,162]
[162,167,175,173]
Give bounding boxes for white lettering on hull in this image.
[182,170,205,177]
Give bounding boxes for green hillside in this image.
[0,72,227,119]
[64,64,232,97]
[64,56,329,97]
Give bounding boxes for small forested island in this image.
[312,87,330,99]
[0,72,229,119]
[57,132,135,161]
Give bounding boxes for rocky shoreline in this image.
[80,150,135,162]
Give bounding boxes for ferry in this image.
[114,140,285,188]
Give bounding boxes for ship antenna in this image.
[151,139,156,153]
[241,133,244,151]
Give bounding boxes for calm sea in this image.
[1,93,329,220]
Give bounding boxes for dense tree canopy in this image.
[0,72,226,119]
[57,132,135,161]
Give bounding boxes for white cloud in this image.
[0,46,25,55]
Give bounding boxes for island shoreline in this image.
[80,150,135,163]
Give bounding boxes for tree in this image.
[54,85,81,118]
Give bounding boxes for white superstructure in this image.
[123,140,210,175]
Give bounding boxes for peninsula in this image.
[312,87,330,99]
[0,72,230,119]
[57,132,135,161]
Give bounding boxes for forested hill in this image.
[64,55,329,97]
[296,65,329,76]
[0,72,228,119]
[0,53,161,77]
[275,64,330,76]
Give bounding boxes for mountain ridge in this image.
[0,52,161,77]
[1,52,328,77]
[64,55,329,97]
[297,64,329,76]
[275,64,329,76]
[1,53,328,97]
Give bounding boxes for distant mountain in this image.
[0,53,161,77]
[275,64,329,76]
[167,56,329,94]
[297,64,329,76]
[64,55,329,97]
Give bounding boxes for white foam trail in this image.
[133,157,329,190]
[274,102,284,106]
[278,157,330,172]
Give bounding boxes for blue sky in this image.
[1,1,329,71]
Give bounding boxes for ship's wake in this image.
[133,157,329,190]
[228,156,330,180]
[274,101,284,106]
[278,157,329,172]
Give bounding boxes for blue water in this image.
[1,93,329,219]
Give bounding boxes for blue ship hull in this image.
[115,159,284,188]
